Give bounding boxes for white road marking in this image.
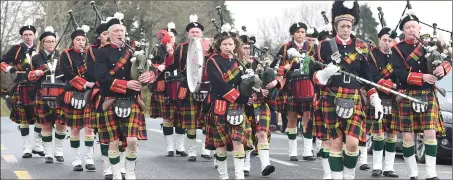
[269,158,298,166]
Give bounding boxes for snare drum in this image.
[193,64,210,102]
[18,81,37,106]
[288,73,314,102]
[40,79,66,101]
[165,71,183,101]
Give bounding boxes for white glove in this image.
[158,64,166,72]
[287,48,302,59]
[315,62,340,85]
[369,93,384,121]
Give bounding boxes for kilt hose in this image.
[205,102,253,151]
[149,92,178,123]
[33,90,59,125]
[396,89,445,134]
[10,86,37,125]
[97,97,148,145]
[320,86,367,143]
[366,104,398,134]
[312,93,329,141]
[176,93,201,130]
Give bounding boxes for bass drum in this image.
[186,38,212,93]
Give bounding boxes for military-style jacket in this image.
[0,43,36,82]
[28,50,62,88]
[368,48,397,98]
[391,39,452,90]
[60,48,90,92]
[86,44,101,83]
[313,36,376,94]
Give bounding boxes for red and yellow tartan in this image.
[175,94,201,129]
[366,104,398,134]
[33,91,58,125]
[97,98,148,144]
[272,90,287,112]
[10,86,37,125]
[320,86,367,142]
[396,89,445,134]
[312,93,329,140]
[205,102,253,151]
[84,99,98,129]
[245,103,272,147]
[109,50,131,75]
[285,96,311,114]
[58,103,88,129]
[149,92,178,122]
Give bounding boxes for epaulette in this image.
[355,38,369,55]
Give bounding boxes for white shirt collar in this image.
[293,40,305,49]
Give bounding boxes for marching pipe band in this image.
[0,1,452,180]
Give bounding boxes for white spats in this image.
[164,135,175,152]
[243,150,251,172]
[383,151,396,171]
[321,158,332,179]
[175,134,186,152]
[258,149,271,171]
[372,149,383,170]
[425,155,438,179]
[187,138,197,157]
[303,137,314,157]
[343,166,356,179]
[358,145,368,166]
[125,159,137,179]
[71,148,82,167]
[288,139,298,157]
[21,135,32,154]
[234,158,245,179]
[404,155,418,178]
[101,156,112,176]
[85,146,95,166]
[217,160,228,179]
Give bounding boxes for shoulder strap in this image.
[109,50,131,76]
[64,49,75,73]
[369,49,379,68]
[328,38,339,55]
[207,56,226,82]
[178,43,184,72]
[88,46,96,62]
[393,45,410,69]
[283,44,287,63]
[14,46,22,61]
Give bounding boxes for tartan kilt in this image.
[270,90,287,112]
[149,92,177,122]
[97,98,148,144]
[312,93,329,140]
[10,86,37,125]
[58,102,88,129]
[84,94,100,129]
[396,89,445,134]
[251,103,271,136]
[33,90,58,125]
[320,86,367,142]
[175,94,201,129]
[205,102,253,151]
[366,104,398,134]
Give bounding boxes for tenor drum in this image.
[40,79,66,101]
[289,74,314,102]
[186,38,212,93]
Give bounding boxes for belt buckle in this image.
[165,71,170,79]
[343,74,351,84]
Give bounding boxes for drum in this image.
[18,81,38,106]
[186,38,212,93]
[193,66,210,102]
[40,79,66,101]
[288,73,314,102]
[165,71,184,101]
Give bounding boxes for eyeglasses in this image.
[44,40,56,44]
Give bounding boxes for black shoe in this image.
[166,151,174,157]
[409,176,418,180]
[32,150,45,156]
[383,171,399,178]
[214,164,218,169]
[426,177,440,180]
[251,150,259,157]
[45,157,53,163]
[121,173,125,180]
[303,156,316,161]
[290,156,298,161]
[244,170,250,177]
[22,153,32,158]
[316,151,322,157]
[85,164,96,171]
[188,156,196,162]
[55,156,64,162]
[104,174,113,180]
[359,164,370,170]
[201,154,212,160]
[176,150,188,157]
[371,169,382,177]
[261,165,275,176]
[73,165,83,171]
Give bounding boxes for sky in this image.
[225,1,452,42]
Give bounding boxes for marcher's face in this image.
[220,38,235,55]
[336,20,353,40]
[21,30,35,46]
[169,32,176,45]
[73,36,86,50]
[109,24,126,44]
[188,28,202,39]
[403,21,421,41]
[379,34,394,52]
[42,36,56,52]
[293,28,306,43]
[99,31,109,45]
[241,44,251,57]
[306,37,317,46]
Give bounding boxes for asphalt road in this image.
[1,117,452,179]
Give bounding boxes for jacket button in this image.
[121,67,124,69]
[112,64,115,66]
[418,61,420,64]
[122,77,125,79]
